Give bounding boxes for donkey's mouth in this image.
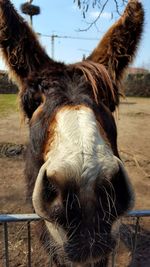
[64,233,116,264]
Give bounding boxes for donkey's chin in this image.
[63,232,116,265]
[45,220,116,265]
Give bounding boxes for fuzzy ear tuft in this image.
[87,1,144,84]
[0,0,52,89]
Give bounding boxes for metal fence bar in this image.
[132,216,140,255]
[0,210,150,267]
[0,210,150,223]
[27,221,32,267]
[3,222,9,267]
[0,214,40,222]
[111,249,117,267]
[127,210,150,217]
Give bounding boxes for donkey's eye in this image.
[31,93,44,112]
[34,95,42,108]
[21,86,45,119]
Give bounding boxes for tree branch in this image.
[74,0,128,31]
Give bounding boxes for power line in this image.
[37,33,99,59]
[37,33,99,41]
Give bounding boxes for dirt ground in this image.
[0,97,150,266]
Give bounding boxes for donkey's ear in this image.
[0,0,53,88]
[87,1,144,83]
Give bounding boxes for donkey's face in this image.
[0,0,144,265]
[31,93,132,263]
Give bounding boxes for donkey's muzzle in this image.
[64,232,116,263]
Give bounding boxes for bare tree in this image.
[74,0,128,30]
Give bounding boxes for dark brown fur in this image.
[88,1,144,83]
[0,1,144,267]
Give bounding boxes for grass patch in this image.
[0,94,18,115]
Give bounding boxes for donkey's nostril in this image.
[43,172,59,202]
[32,165,63,220]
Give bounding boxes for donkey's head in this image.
[0,0,144,265]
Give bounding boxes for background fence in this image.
[0,210,150,267]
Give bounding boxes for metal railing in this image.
[0,214,40,267]
[0,210,150,267]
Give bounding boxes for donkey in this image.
[0,1,144,266]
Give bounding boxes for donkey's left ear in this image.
[87,1,144,83]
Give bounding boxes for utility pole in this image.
[28,0,33,26]
[51,34,57,60]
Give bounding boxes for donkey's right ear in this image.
[87,1,144,84]
[0,0,53,88]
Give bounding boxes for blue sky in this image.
[0,0,150,70]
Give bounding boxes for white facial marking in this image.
[45,106,119,183]
[45,221,67,246]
